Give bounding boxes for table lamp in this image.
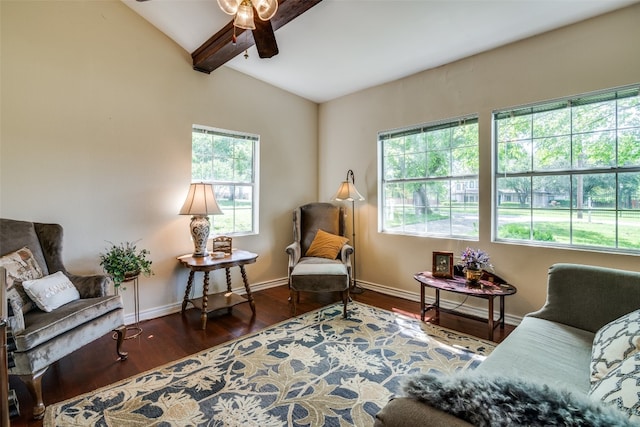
[180,183,223,257]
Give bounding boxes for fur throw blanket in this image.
[403,373,634,427]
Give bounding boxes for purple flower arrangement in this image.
[460,247,492,271]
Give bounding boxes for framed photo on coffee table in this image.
[432,251,454,278]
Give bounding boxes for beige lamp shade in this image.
[234,0,256,30]
[217,0,240,15]
[179,183,223,216]
[252,0,278,20]
[333,181,365,202]
[217,0,277,30]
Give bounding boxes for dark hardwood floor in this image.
[9,285,514,426]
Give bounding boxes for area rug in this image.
[44,302,494,426]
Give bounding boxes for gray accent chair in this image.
[285,203,353,318]
[0,218,127,419]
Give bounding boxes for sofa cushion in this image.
[291,262,348,292]
[22,271,80,312]
[305,229,349,259]
[14,294,123,351]
[591,309,640,385]
[404,373,636,427]
[476,316,594,392]
[590,352,640,423]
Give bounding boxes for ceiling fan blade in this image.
[252,18,278,58]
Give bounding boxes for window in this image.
[379,115,479,238]
[494,85,640,252]
[191,125,259,235]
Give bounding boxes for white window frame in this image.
[378,115,480,239]
[191,125,260,236]
[492,84,640,254]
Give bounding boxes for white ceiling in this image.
[123,0,638,103]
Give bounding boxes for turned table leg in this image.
[182,271,195,313]
[201,272,210,330]
[225,268,233,315]
[240,265,256,314]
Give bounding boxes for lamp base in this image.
[189,215,210,257]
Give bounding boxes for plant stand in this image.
[113,276,142,340]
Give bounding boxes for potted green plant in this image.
[99,241,153,289]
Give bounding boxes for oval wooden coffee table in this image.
[414,271,517,340]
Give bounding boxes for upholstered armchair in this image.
[285,203,353,317]
[0,218,127,419]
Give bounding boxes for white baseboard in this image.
[125,277,522,326]
[124,278,288,325]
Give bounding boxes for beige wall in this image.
[0,1,318,317]
[319,4,640,318]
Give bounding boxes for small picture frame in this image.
[211,236,232,256]
[432,251,454,278]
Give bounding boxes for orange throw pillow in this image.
[305,229,349,259]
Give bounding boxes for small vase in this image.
[465,268,483,285]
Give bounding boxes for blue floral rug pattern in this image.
[44,302,494,426]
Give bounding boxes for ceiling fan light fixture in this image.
[217,0,240,15]
[234,0,256,30]
[251,0,278,21]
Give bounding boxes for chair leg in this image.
[342,290,349,318]
[19,368,47,419]
[289,288,298,316]
[114,326,128,360]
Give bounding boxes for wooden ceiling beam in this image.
[191,0,323,74]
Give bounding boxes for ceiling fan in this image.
[135,0,323,73]
[217,0,280,59]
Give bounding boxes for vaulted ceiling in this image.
[123,0,638,103]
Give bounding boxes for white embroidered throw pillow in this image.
[590,352,640,423]
[591,309,640,385]
[22,271,80,312]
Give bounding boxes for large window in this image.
[192,125,259,235]
[494,85,640,252]
[379,115,479,238]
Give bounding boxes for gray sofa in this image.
[1,218,127,419]
[375,263,640,426]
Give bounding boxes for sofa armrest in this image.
[527,263,640,333]
[67,273,110,298]
[374,397,473,427]
[285,242,300,266]
[285,242,300,284]
[340,243,353,277]
[33,222,110,298]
